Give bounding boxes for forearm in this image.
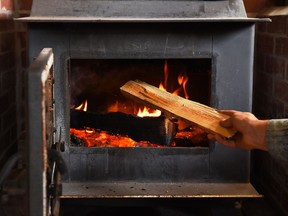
[266,119,288,164]
[247,119,268,150]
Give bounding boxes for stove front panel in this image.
[28,22,255,183]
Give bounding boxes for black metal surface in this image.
[67,147,209,182]
[59,198,279,216]
[21,5,263,214]
[25,21,256,183]
[61,182,262,198]
[27,48,55,216]
[25,0,248,20]
[16,0,271,23]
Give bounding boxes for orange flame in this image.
[163,60,169,89]
[137,107,161,117]
[135,61,189,117]
[178,72,189,99]
[107,100,119,112]
[160,61,189,99]
[75,100,88,111]
[73,60,189,116]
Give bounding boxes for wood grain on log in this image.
[120,80,237,138]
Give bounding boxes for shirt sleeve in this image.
[266,119,288,164]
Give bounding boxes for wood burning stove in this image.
[17,0,270,215]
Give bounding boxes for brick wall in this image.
[252,15,288,216]
[0,1,31,215]
[243,0,285,12]
[0,2,31,213]
[0,0,31,178]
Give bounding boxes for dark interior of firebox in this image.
[69,59,212,148]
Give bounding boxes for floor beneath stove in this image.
[59,198,279,216]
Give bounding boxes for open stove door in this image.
[27,48,60,216]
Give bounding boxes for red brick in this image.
[3,106,16,129]
[256,33,274,54]
[274,79,288,102]
[0,19,14,31]
[253,94,275,119]
[256,22,268,34]
[1,0,14,10]
[1,32,15,52]
[285,106,288,116]
[265,55,286,79]
[21,49,28,67]
[0,138,17,165]
[0,53,10,72]
[0,52,16,72]
[17,31,27,49]
[2,69,16,91]
[275,37,288,58]
[18,0,32,11]
[254,52,265,72]
[272,100,285,118]
[0,90,12,113]
[268,101,283,118]
[267,16,288,35]
[255,72,273,97]
[286,62,288,82]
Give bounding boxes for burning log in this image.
[70,110,177,146]
[70,128,163,147]
[120,80,237,138]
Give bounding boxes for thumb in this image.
[220,118,233,128]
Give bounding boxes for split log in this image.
[120,80,237,138]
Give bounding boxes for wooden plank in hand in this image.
[120,80,237,138]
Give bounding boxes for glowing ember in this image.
[70,128,163,147]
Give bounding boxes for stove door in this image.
[27,48,58,216]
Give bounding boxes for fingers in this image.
[207,134,237,148]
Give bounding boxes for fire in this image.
[137,107,161,117]
[107,100,120,112]
[160,60,189,98]
[72,61,189,117]
[70,128,163,147]
[135,61,190,118]
[178,73,189,98]
[172,73,189,99]
[75,99,88,111]
[70,60,197,148]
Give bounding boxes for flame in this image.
[75,100,88,111]
[160,61,189,98]
[163,60,169,88]
[73,60,189,117]
[137,107,161,117]
[134,60,189,117]
[171,72,189,98]
[158,83,166,91]
[107,100,119,112]
[178,72,189,99]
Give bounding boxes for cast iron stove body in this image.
[18,0,270,215]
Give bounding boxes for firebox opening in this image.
[69,59,212,148]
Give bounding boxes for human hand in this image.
[207,110,268,151]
